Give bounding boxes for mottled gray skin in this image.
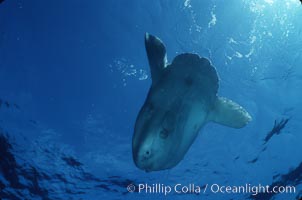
[132,33,251,172]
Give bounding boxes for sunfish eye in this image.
[160,128,169,139]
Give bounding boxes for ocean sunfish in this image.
[132,33,252,172]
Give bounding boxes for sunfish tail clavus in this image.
[132,33,252,172]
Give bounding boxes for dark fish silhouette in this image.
[0,0,4,4]
[263,118,289,145]
[247,118,289,164]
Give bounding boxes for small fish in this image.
[248,157,258,164]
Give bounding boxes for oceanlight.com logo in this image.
[126,183,296,196]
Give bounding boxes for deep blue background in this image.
[0,0,302,199]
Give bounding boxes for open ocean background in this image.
[0,0,302,199]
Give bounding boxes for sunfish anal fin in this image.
[145,33,167,85]
[208,97,252,129]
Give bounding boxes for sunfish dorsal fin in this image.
[208,97,252,128]
[145,33,167,84]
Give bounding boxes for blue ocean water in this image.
[0,0,302,199]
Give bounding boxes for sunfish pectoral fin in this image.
[145,33,167,84]
[208,97,252,129]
